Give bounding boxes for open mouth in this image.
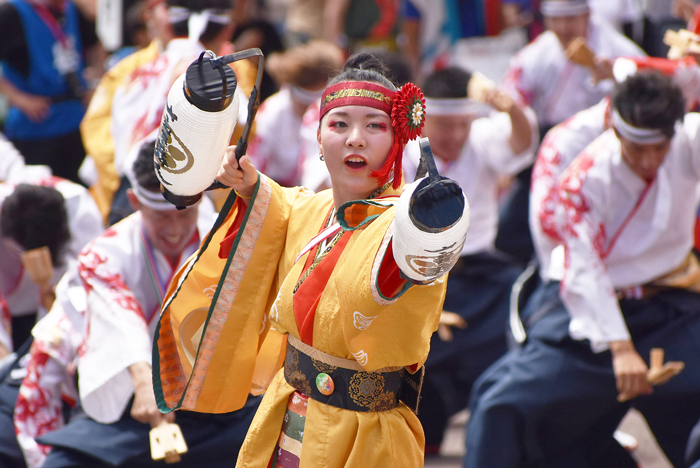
[162,235,183,248]
[345,156,367,169]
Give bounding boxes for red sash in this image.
[293,230,352,346]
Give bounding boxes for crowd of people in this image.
[2,0,700,466]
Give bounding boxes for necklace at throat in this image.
[293,183,392,294]
[294,208,343,294]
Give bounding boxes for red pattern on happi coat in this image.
[502,64,534,107]
[122,55,171,154]
[533,128,564,244]
[14,348,59,464]
[76,230,148,359]
[77,230,145,321]
[556,152,607,259]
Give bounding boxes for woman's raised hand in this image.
[216,146,258,198]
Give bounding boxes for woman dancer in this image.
[153,53,469,467]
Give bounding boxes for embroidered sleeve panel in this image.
[154,176,302,414]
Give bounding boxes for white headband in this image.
[424,98,492,117]
[541,0,589,17]
[290,85,324,106]
[126,165,181,211]
[612,109,668,144]
[167,7,231,41]
[132,181,179,211]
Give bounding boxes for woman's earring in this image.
[319,153,324,161]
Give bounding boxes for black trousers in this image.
[419,251,522,447]
[40,395,261,468]
[466,282,700,468]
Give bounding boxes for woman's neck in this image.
[331,187,374,210]
[332,183,391,209]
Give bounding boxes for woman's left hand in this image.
[216,146,258,198]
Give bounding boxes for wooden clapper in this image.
[21,246,55,310]
[618,348,685,402]
[663,29,700,59]
[647,348,685,385]
[565,37,597,70]
[150,422,188,463]
[467,71,513,110]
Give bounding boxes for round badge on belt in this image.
[316,373,334,396]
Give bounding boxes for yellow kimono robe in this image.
[154,175,448,467]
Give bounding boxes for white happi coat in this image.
[531,97,610,275]
[247,87,304,187]
[0,177,103,352]
[76,203,215,423]
[110,38,249,179]
[403,109,538,255]
[14,269,84,468]
[546,114,700,352]
[502,17,644,129]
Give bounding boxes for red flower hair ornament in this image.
[319,81,426,190]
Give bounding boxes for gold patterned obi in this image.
[283,335,424,413]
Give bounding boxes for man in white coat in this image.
[530,56,700,281]
[497,0,647,263]
[20,142,259,468]
[466,70,700,468]
[503,0,646,135]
